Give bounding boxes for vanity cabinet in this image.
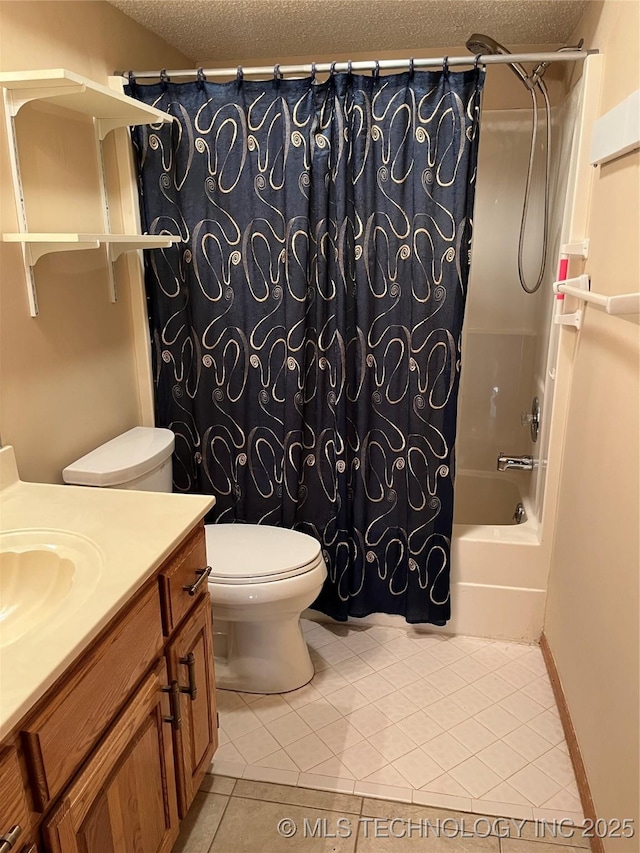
[0,520,217,853]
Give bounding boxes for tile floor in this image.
[210,619,584,824]
[175,777,590,852]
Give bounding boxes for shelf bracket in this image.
[107,243,144,263]
[5,84,87,117]
[24,240,101,267]
[21,241,101,318]
[97,117,136,141]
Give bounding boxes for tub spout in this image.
[497,453,538,472]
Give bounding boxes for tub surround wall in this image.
[529,82,583,523]
[544,1,640,847]
[0,2,192,484]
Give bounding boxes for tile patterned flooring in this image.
[210,619,584,824]
[175,777,590,852]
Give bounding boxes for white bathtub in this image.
[307,469,546,643]
[448,469,544,642]
[453,470,528,526]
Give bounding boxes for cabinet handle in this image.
[179,652,198,700]
[183,566,212,596]
[0,826,22,853]
[162,681,182,730]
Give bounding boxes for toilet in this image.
[62,427,327,694]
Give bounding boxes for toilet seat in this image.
[205,524,324,585]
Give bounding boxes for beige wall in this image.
[544,2,640,848]
[0,2,192,483]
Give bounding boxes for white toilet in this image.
[63,427,327,694]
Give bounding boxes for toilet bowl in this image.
[206,524,327,693]
[62,427,328,694]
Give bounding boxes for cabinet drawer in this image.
[158,524,208,635]
[21,583,163,812]
[0,747,31,845]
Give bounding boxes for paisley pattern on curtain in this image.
[127,69,484,624]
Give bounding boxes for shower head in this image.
[465,32,532,89]
[465,33,509,56]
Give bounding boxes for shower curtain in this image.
[127,67,484,624]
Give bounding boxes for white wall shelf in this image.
[1,69,178,317]
[3,234,181,266]
[0,69,173,139]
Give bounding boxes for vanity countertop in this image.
[0,445,215,740]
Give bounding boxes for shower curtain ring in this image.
[273,64,282,82]
[442,56,449,75]
[330,61,337,77]
[196,67,206,88]
[373,60,380,79]
[236,65,244,84]
[311,62,317,81]
[127,70,136,86]
[347,60,353,76]
[160,68,170,84]
[408,58,414,77]
[474,54,480,71]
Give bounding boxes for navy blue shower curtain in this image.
[127,68,483,624]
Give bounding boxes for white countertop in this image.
[0,446,215,740]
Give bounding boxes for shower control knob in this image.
[520,396,541,443]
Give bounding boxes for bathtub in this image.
[446,469,545,642]
[307,468,546,643]
[453,470,529,526]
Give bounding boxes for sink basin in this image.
[0,530,103,647]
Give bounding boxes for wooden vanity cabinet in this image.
[0,520,218,853]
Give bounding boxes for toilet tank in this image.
[62,427,175,492]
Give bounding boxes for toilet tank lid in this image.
[62,427,175,487]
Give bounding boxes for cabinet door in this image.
[166,595,218,817]
[43,661,179,853]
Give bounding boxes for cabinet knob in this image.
[0,825,22,853]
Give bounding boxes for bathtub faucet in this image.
[496,453,539,472]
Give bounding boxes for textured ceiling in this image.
[108,0,589,65]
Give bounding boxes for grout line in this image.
[226,789,362,815]
[205,789,233,853]
[354,795,363,853]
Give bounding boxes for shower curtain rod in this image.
[120,49,594,81]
